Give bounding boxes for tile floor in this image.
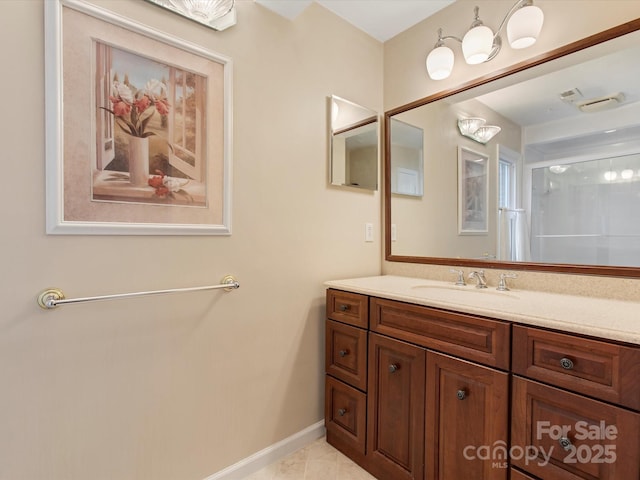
[242,437,376,480]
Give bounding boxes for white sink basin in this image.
[410,284,519,299]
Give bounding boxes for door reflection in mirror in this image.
[391,119,424,196]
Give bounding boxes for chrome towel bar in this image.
[37,275,239,310]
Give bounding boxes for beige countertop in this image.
[325,275,640,345]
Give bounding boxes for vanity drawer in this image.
[512,326,640,410]
[370,297,510,369]
[325,375,367,456]
[326,289,368,328]
[510,468,540,480]
[511,376,640,480]
[326,320,367,391]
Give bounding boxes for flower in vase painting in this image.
[103,79,171,138]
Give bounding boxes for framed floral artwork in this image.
[45,0,232,234]
[458,146,489,235]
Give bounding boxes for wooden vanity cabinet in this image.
[324,290,369,465]
[324,288,640,480]
[511,326,640,480]
[325,289,510,479]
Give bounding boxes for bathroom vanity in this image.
[324,276,640,480]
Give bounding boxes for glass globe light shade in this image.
[462,24,494,64]
[549,165,568,174]
[507,5,544,49]
[426,45,455,80]
[457,118,486,136]
[473,125,501,144]
[621,169,634,180]
[169,0,234,23]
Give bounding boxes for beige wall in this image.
[0,1,381,479]
[383,0,640,298]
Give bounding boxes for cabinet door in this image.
[367,333,425,480]
[426,351,509,480]
[512,376,640,480]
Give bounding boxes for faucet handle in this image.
[449,269,466,286]
[497,273,518,291]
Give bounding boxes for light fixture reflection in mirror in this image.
[458,118,501,144]
[329,96,379,191]
[145,0,237,30]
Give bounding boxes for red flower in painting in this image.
[134,94,151,114]
[101,79,171,138]
[148,170,192,201]
[109,97,131,116]
[155,98,170,116]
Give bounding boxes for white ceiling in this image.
[254,0,455,42]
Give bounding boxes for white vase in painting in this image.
[128,136,150,186]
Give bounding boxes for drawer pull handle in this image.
[339,304,350,312]
[560,357,574,370]
[456,389,467,400]
[339,350,349,357]
[559,437,573,451]
[388,364,399,373]
[337,408,347,417]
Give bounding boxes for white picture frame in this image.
[45,0,233,235]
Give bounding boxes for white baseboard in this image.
[203,420,326,480]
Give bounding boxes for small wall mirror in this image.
[329,95,379,190]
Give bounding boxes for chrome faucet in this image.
[468,270,487,288]
[449,269,466,286]
[497,273,518,291]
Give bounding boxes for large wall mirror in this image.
[385,20,640,277]
[330,95,379,190]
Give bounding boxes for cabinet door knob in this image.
[339,304,350,312]
[560,357,574,370]
[339,349,349,357]
[559,437,573,451]
[337,408,347,417]
[456,389,467,400]
[388,364,399,373]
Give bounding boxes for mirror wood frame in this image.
[384,18,640,278]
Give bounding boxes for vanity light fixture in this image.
[458,117,501,144]
[426,0,544,80]
[146,0,236,30]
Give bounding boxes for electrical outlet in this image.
[365,223,374,242]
